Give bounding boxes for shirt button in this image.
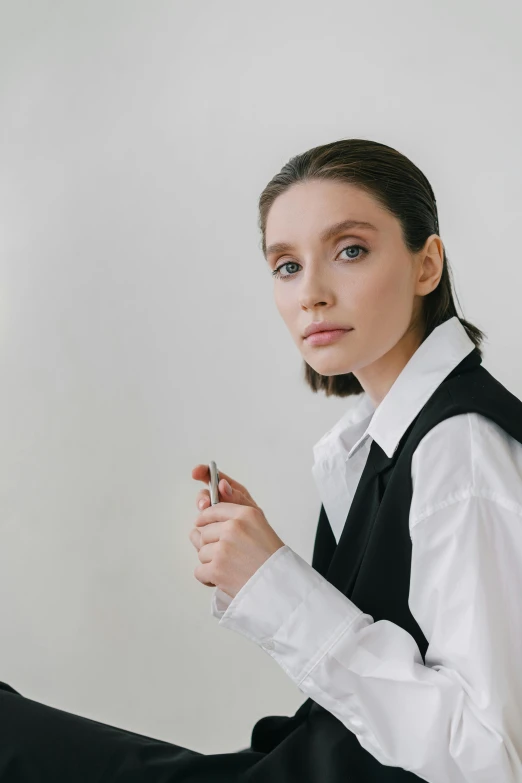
[264,639,274,650]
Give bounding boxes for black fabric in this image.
[247,346,522,781]
[1,345,521,781]
[0,683,264,782]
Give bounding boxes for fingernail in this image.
[198,499,206,509]
[225,481,232,496]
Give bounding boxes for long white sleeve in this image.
[212,491,522,781]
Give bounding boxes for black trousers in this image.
[0,680,266,782]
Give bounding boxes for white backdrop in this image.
[0,0,520,755]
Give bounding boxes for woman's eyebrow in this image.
[265,219,378,258]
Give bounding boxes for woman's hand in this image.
[190,464,285,599]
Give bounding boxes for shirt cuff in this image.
[212,544,366,685]
[211,586,234,617]
[210,544,289,620]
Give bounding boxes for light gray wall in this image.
[0,0,520,755]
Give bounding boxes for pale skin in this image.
[190,179,444,599]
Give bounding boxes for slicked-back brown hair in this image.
[258,138,486,397]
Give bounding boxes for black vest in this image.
[247,347,522,782]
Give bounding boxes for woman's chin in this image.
[305,359,353,376]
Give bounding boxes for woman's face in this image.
[264,179,442,405]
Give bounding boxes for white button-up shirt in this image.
[210,316,522,782]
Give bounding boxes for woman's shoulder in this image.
[410,412,522,520]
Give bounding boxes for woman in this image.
[2,138,521,782]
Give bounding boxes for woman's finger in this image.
[188,527,201,550]
[191,464,245,493]
[191,464,258,508]
[196,488,211,509]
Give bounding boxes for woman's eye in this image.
[339,244,366,261]
[272,261,300,280]
[272,244,367,280]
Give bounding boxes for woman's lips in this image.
[304,328,353,346]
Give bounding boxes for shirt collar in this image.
[313,316,477,463]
